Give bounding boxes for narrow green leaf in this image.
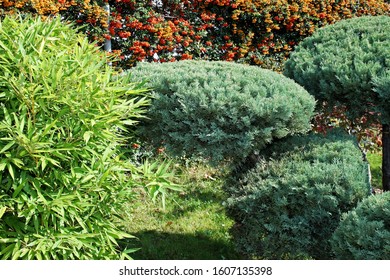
[12,181,25,198]
[7,164,15,181]
[0,244,15,260]
[83,131,93,145]
[0,141,15,154]
[0,238,19,244]
[0,207,6,220]
[43,251,51,260]
[38,38,45,55]
[75,216,87,231]
[33,216,39,233]
[12,240,22,260]
[81,174,95,183]
[0,162,6,171]
[11,158,24,168]
[36,251,42,260]
[41,158,47,171]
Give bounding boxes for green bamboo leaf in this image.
[0,238,18,244]
[7,163,15,181]
[19,115,26,134]
[83,131,93,145]
[33,216,39,233]
[156,160,170,175]
[81,174,95,183]
[39,156,60,169]
[35,238,46,252]
[39,119,60,138]
[161,192,166,210]
[41,158,48,171]
[0,141,15,154]
[38,38,45,55]
[35,251,42,260]
[12,181,25,198]
[0,15,147,259]
[12,240,22,260]
[43,251,51,260]
[0,244,15,260]
[166,184,183,192]
[46,37,60,41]
[18,248,29,259]
[106,234,119,246]
[11,158,24,168]
[0,161,6,171]
[52,239,62,250]
[75,215,87,231]
[0,40,15,61]
[0,207,6,220]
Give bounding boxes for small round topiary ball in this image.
[131,60,315,164]
[331,192,390,259]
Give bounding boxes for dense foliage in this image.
[331,192,390,259]
[0,1,389,70]
[131,60,315,164]
[225,130,371,259]
[0,15,149,259]
[284,15,390,191]
[284,15,390,124]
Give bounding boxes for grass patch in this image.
[120,162,242,260]
[367,152,382,190]
[118,149,383,260]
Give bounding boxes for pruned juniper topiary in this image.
[331,191,390,260]
[225,129,371,260]
[284,15,390,191]
[131,60,316,166]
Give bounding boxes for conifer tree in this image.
[132,60,316,165]
[284,16,390,191]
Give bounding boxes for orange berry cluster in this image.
[1,0,389,69]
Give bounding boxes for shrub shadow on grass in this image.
[169,189,225,217]
[122,230,243,260]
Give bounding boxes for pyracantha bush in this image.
[1,1,389,70]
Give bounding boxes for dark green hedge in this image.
[131,60,315,164]
[225,129,371,259]
[331,191,390,259]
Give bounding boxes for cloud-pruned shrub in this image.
[131,60,315,165]
[225,130,371,259]
[331,191,390,259]
[284,15,390,191]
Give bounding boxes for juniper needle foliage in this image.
[284,15,390,123]
[331,192,390,260]
[132,60,315,165]
[226,130,371,259]
[284,15,390,191]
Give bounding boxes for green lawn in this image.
[367,152,382,190]
[119,150,383,260]
[120,162,243,260]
